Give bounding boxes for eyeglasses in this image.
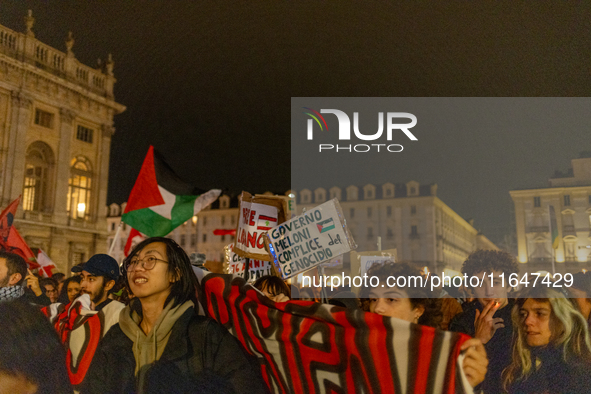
[124,256,168,272]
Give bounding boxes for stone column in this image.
[53,108,76,225]
[95,125,113,238]
[3,91,32,207]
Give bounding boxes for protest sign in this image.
[264,198,356,279]
[350,248,398,276]
[223,243,273,282]
[233,192,290,261]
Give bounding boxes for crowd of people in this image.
[1,245,591,393]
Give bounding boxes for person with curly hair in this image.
[359,261,488,388]
[449,249,519,394]
[503,286,591,393]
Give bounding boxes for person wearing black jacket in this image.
[449,250,519,394]
[82,237,267,394]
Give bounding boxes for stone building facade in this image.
[510,154,591,273]
[0,11,125,272]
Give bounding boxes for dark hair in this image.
[253,275,291,299]
[39,277,58,289]
[58,276,81,304]
[0,250,27,286]
[461,249,519,278]
[0,301,73,393]
[123,237,198,308]
[52,273,66,283]
[359,261,443,328]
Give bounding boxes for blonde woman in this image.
[503,286,591,393]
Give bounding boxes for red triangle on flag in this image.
[0,196,20,243]
[123,146,164,214]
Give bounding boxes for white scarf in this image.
[0,285,25,302]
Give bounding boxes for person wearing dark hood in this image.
[82,237,267,394]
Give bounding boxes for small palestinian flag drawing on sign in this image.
[257,215,277,231]
[317,218,335,233]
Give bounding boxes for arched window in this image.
[23,142,55,212]
[67,157,92,219]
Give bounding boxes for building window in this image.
[203,217,207,226]
[350,208,355,219]
[410,187,416,195]
[564,195,571,206]
[22,142,54,212]
[411,225,418,236]
[180,234,186,247]
[67,157,92,220]
[202,234,207,242]
[367,207,372,218]
[34,109,54,128]
[387,206,392,217]
[367,227,374,240]
[221,235,225,242]
[190,234,196,247]
[534,197,541,207]
[386,228,393,239]
[411,205,416,215]
[111,223,115,231]
[231,215,236,225]
[76,125,94,143]
[221,215,225,225]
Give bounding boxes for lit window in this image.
[67,157,92,220]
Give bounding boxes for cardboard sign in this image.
[350,248,397,276]
[264,199,356,279]
[223,243,273,282]
[233,192,290,261]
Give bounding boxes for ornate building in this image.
[297,181,498,276]
[0,11,125,272]
[510,154,591,272]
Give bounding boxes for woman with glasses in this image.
[82,237,267,394]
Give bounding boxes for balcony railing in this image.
[0,24,113,98]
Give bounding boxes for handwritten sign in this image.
[223,244,273,283]
[264,199,356,279]
[233,192,290,261]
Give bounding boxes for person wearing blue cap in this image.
[72,254,120,312]
[47,254,126,391]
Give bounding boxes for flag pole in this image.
[109,221,123,256]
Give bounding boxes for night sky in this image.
[2,2,591,246]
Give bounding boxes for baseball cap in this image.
[72,254,120,281]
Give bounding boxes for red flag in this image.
[0,196,20,243]
[124,228,144,257]
[0,197,38,269]
[213,229,236,236]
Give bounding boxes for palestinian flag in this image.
[121,146,221,237]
